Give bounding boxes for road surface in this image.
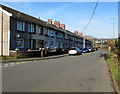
[2,50,114,92]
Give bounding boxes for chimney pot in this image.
[54,21,60,27]
[48,19,52,24]
[79,33,83,36]
[60,24,65,30]
[74,30,78,35]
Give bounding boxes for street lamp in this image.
[110,17,115,42]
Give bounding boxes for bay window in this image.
[16,39,24,48]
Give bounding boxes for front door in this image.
[33,39,36,50]
[38,40,44,48]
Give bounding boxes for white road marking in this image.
[9,64,14,66]
[9,63,15,66]
[16,62,20,65]
[25,62,30,63]
[3,65,9,68]
[21,62,25,64]
[1,60,36,68]
[4,64,9,66]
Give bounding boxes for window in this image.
[56,32,58,38]
[28,23,36,33]
[60,33,63,39]
[53,31,55,37]
[17,20,25,31]
[55,42,58,47]
[45,41,50,48]
[50,41,55,48]
[46,29,49,36]
[45,29,51,36]
[66,34,68,40]
[51,42,53,46]
[51,30,53,36]
[59,43,62,48]
[16,39,24,48]
[48,29,51,36]
[51,30,55,37]
[38,26,43,35]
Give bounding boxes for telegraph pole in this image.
[83,27,86,48]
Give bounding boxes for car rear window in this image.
[83,48,87,50]
[70,48,76,50]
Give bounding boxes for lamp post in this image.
[110,17,115,42]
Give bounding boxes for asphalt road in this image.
[2,50,114,92]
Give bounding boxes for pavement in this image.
[1,54,68,63]
[2,50,115,92]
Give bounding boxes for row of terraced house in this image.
[0,4,92,56]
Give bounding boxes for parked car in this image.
[94,47,98,51]
[82,48,89,53]
[68,47,82,55]
[87,47,93,52]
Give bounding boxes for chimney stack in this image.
[79,33,83,36]
[54,21,60,27]
[47,19,52,24]
[85,35,87,39]
[60,24,65,30]
[74,30,78,35]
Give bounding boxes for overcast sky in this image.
[1,2,118,38]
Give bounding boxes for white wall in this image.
[0,7,12,56]
[0,9,2,56]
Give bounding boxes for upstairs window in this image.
[60,33,63,38]
[46,29,51,36]
[51,30,53,36]
[51,30,55,37]
[38,26,43,35]
[17,20,25,31]
[28,23,36,33]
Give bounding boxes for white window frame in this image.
[38,26,43,34]
[28,23,36,33]
[16,39,24,48]
[51,30,53,37]
[17,20,25,31]
[60,33,63,38]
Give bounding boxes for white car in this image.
[68,47,82,55]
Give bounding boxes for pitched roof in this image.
[1,4,64,33]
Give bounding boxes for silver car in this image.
[68,47,82,55]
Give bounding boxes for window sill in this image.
[28,32,36,34]
[45,34,49,37]
[39,34,43,35]
[17,30,25,32]
[51,36,55,38]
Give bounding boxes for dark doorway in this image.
[38,40,44,48]
[33,39,36,50]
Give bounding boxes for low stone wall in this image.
[10,50,41,57]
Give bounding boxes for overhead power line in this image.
[83,0,99,48]
[85,0,99,29]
